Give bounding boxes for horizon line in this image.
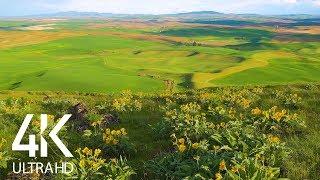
[1,10,320,18]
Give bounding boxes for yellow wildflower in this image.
[272,110,286,122]
[241,98,251,108]
[48,115,55,121]
[255,153,261,159]
[111,130,117,135]
[99,159,106,164]
[120,128,127,135]
[31,120,40,127]
[178,144,186,152]
[79,159,86,168]
[193,156,200,161]
[178,138,185,144]
[231,166,239,173]
[268,135,281,144]
[219,160,226,171]
[94,149,102,157]
[215,173,223,180]
[272,113,282,121]
[105,129,111,135]
[270,125,278,131]
[192,143,199,149]
[116,130,122,136]
[82,147,92,156]
[103,128,127,145]
[220,122,226,128]
[92,162,100,170]
[92,120,102,127]
[251,107,262,115]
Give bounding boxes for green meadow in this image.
[0,20,319,93]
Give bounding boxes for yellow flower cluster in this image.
[193,156,200,161]
[31,119,41,127]
[91,120,102,127]
[112,90,142,112]
[268,135,281,144]
[77,147,105,170]
[48,115,55,121]
[177,138,186,152]
[192,142,199,149]
[213,160,228,179]
[271,109,287,122]
[239,98,251,109]
[252,87,264,94]
[231,166,239,173]
[199,92,216,102]
[215,172,223,180]
[180,103,201,114]
[82,147,93,156]
[228,107,236,119]
[251,107,262,115]
[219,160,226,171]
[113,98,128,111]
[103,128,127,145]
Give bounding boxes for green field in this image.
[1,20,319,93]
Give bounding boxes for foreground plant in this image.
[146,89,300,179]
[0,138,13,169]
[64,147,135,180]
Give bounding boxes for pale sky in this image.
[0,0,320,16]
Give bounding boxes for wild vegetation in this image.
[0,84,319,179]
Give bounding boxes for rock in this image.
[69,103,89,132]
[76,123,90,132]
[69,103,88,121]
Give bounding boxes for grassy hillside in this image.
[0,20,319,92]
[0,84,319,179]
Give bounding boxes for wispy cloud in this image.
[1,0,319,16]
[42,0,320,14]
[313,0,320,6]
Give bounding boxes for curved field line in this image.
[192,51,297,89]
[94,31,236,47]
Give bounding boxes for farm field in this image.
[0,18,320,92]
[0,12,320,180]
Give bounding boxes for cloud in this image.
[313,0,320,6]
[283,0,298,3]
[41,0,319,14]
[1,0,319,16]
[43,0,212,14]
